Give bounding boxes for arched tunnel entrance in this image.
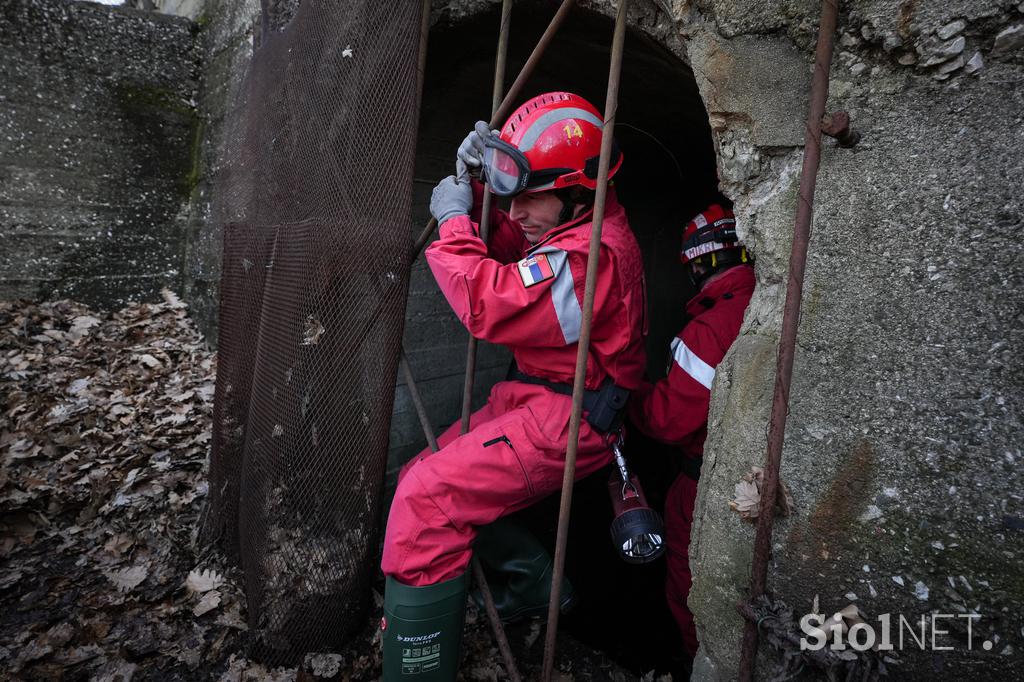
[409,3,723,676]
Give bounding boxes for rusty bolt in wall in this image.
[821,111,861,147]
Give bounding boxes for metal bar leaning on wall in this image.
[458,0,513,431]
[540,1,630,680]
[736,1,839,679]
[402,2,522,679]
[398,351,523,681]
[408,0,578,261]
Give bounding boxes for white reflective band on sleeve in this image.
[670,337,715,389]
[534,248,580,344]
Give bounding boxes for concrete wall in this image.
[0,0,200,308]
[180,0,257,337]
[674,1,1024,679]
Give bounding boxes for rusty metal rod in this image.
[492,0,513,116]
[489,0,577,129]
[398,351,521,681]
[416,0,431,106]
[410,0,576,268]
[452,3,525,680]
[400,351,439,453]
[459,0,512,432]
[737,1,839,680]
[471,559,523,682]
[406,0,437,261]
[541,1,629,679]
[411,217,437,259]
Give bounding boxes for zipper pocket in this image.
[482,435,534,495]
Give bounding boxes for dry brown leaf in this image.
[138,354,162,369]
[160,288,187,310]
[186,568,224,594]
[728,479,761,520]
[728,465,796,523]
[105,565,148,592]
[104,533,134,555]
[302,316,325,345]
[70,315,102,331]
[836,603,861,622]
[193,589,222,617]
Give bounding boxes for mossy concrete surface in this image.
[180,0,259,342]
[0,0,200,309]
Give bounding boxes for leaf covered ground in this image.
[0,296,643,681]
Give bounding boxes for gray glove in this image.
[456,121,498,181]
[430,175,473,226]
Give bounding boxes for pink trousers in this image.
[381,381,612,586]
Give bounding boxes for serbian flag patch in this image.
[517,253,555,288]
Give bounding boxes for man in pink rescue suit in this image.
[379,92,646,681]
[628,201,755,658]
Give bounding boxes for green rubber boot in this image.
[382,573,468,681]
[470,519,575,623]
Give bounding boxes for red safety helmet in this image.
[679,204,748,266]
[481,92,622,196]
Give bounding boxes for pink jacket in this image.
[425,183,647,392]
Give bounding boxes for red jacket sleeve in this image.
[628,319,725,445]
[425,216,586,348]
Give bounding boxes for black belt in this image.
[508,367,629,434]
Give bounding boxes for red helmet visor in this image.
[481,136,530,197]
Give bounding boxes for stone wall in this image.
[0,0,200,308]
[675,1,1024,679]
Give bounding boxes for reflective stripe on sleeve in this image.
[670,337,715,389]
[534,248,580,344]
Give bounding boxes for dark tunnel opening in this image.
[411,3,723,676]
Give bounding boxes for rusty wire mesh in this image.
[201,0,425,663]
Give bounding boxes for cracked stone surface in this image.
[688,3,1024,679]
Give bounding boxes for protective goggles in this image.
[480,135,531,197]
